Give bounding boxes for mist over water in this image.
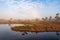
[0,24,60,40]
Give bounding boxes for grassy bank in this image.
[11,21,60,32]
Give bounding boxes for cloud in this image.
[1,0,43,19]
[0,0,60,19]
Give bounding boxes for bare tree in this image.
[42,18,45,21]
[45,17,48,21]
[42,17,48,21]
[55,13,60,23]
[49,16,52,21]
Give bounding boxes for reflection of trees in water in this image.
[56,32,60,40]
[22,32,28,35]
[56,32,60,36]
[11,27,60,36]
[21,32,60,36]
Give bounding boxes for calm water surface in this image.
[0,24,60,40]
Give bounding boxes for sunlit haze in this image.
[0,0,60,19]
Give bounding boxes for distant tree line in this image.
[42,13,60,23]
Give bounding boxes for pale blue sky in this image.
[0,0,60,19]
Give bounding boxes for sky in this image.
[0,0,60,19]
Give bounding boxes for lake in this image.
[0,24,60,40]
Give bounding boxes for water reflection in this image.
[0,24,60,40]
[11,26,60,36]
[21,32,28,36]
[10,26,60,40]
[56,32,60,36]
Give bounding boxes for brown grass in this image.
[11,21,60,32]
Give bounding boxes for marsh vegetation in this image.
[11,13,60,32]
